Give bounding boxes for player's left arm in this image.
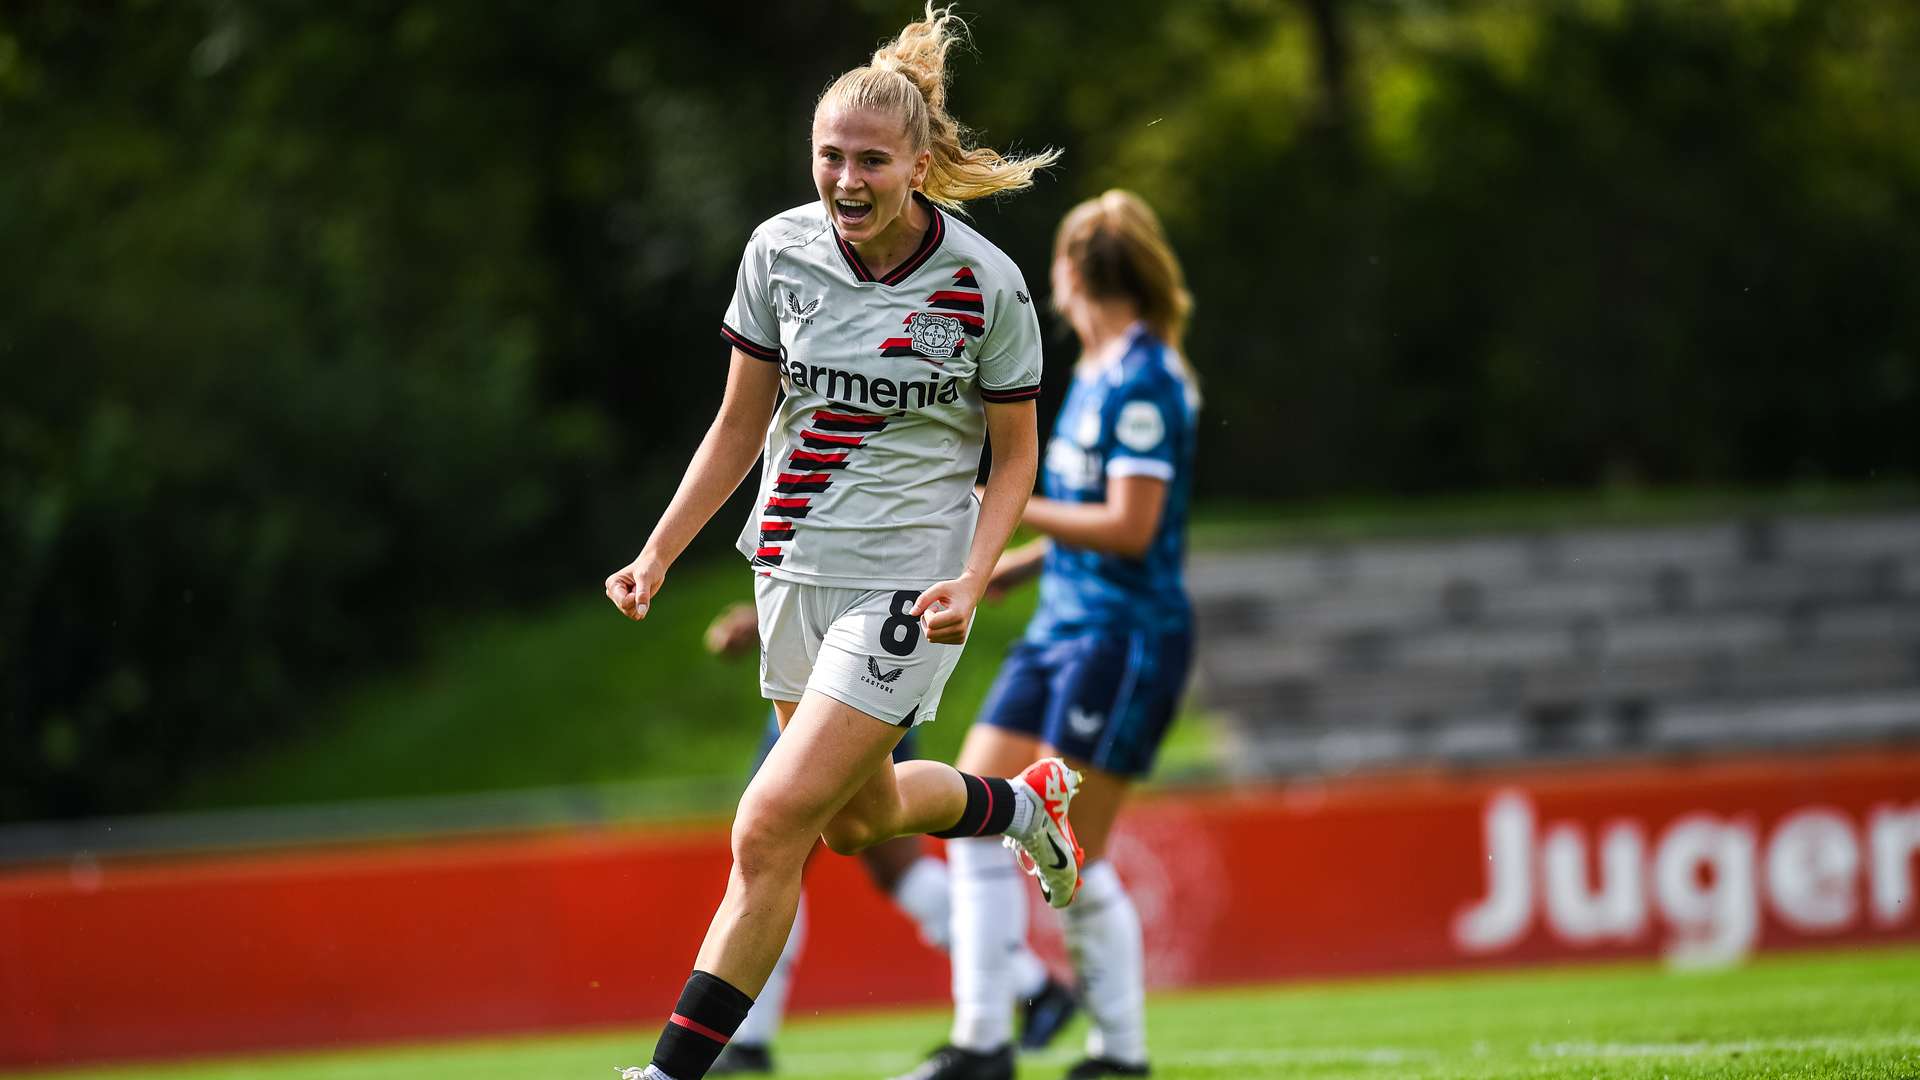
[914,398,1038,644]
[1020,474,1167,559]
[1023,375,1177,558]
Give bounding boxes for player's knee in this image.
[731,801,811,879]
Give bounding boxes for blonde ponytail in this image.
[816,4,1059,210]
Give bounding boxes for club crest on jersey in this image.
[905,312,966,360]
[781,292,820,324]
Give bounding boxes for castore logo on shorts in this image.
[863,656,904,692]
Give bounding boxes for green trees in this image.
[1087,0,1920,495]
[3,0,1916,819]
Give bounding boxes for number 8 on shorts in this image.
[755,578,966,727]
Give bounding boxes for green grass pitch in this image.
[13,947,1918,1079]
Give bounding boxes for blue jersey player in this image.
[898,191,1197,1080]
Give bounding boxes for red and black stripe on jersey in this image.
[800,429,867,450]
[928,268,985,338]
[720,323,780,362]
[879,337,936,361]
[755,408,888,567]
[762,497,812,519]
[924,290,985,315]
[981,384,1042,403]
[789,449,850,470]
[874,266,989,363]
[808,410,891,433]
[773,471,833,494]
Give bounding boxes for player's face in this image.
[1051,253,1090,338]
[812,106,931,251]
[1050,253,1079,309]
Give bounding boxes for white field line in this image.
[1533,1033,1920,1059]
[758,1045,1439,1075]
[752,1034,1920,1075]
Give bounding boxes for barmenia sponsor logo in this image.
[782,357,965,411]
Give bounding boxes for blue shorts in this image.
[977,627,1193,778]
[749,708,922,778]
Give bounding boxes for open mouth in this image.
[835,198,873,224]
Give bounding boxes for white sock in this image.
[1010,942,1050,1000]
[891,855,952,950]
[896,852,1045,992]
[1006,783,1038,839]
[1065,861,1147,1065]
[732,894,806,1047]
[947,836,1027,1051]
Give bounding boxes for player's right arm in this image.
[605,349,780,621]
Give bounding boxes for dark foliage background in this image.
[3,0,1917,819]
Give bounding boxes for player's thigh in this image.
[745,689,903,842]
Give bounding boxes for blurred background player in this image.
[699,604,1078,1075]
[603,7,1080,1080]
[896,191,1198,1080]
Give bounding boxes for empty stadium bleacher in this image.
[1189,512,1920,777]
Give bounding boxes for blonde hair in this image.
[815,4,1059,210]
[1055,189,1195,355]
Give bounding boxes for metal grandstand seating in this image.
[1189,511,1920,777]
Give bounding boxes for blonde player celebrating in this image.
[900,191,1198,1080]
[698,605,1078,1076]
[605,9,1082,1080]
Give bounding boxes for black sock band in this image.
[931,773,1018,838]
[651,969,754,1080]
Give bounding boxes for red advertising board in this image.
[3,750,1918,1067]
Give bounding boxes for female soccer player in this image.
[698,605,1077,1076]
[605,9,1081,1080]
[900,191,1198,1080]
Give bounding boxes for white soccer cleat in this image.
[616,1067,650,1080]
[1004,756,1085,909]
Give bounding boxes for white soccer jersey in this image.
[720,193,1043,589]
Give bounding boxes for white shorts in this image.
[755,575,967,727]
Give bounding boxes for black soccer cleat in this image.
[887,1043,1014,1080]
[708,1042,775,1076]
[1063,1058,1150,1079]
[1017,976,1081,1051]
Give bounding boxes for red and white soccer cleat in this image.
[1003,756,1085,909]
